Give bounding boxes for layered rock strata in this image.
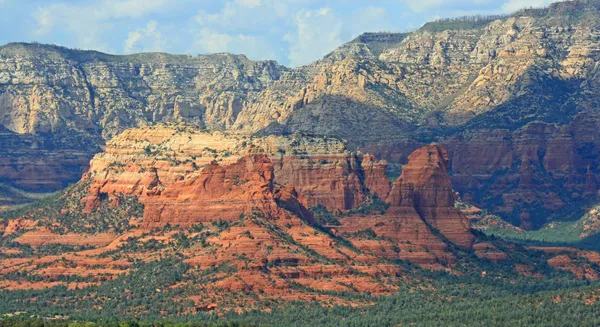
[336,144,475,266]
[80,125,389,226]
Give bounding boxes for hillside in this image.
[1,126,600,318]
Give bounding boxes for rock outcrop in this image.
[58,129,473,266]
[386,145,474,248]
[125,155,288,227]
[336,144,475,266]
[79,125,389,226]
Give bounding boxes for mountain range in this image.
[2,0,600,323]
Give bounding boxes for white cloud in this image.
[501,0,560,13]
[192,2,395,66]
[32,7,53,37]
[403,0,562,15]
[124,20,164,54]
[403,0,445,12]
[195,28,233,53]
[195,0,286,30]
[402,0,494,12]
[193,28,277,61]
[105,0,170,18]
[32,0,171,51]
[236,0,261,8]
[348,6,392,36]
[191,0,290,61]
[286,7,343,66]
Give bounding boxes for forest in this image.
[1,255,599,327]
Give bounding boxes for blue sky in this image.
[0,0,560,67]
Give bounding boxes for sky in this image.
[0,0,562,67]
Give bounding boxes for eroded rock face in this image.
[79,128,471,263]
[445,113,600,228]
[142,155,279,227]
[387,145,474,248]
[79,125,389,226]
[74,137,475,269]
[271,152,390,211]
[361,112,600,228]
[0,45,286,137]
[336,144,475,266]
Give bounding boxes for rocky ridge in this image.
[79,127,472,265]
[2,0,600,227]
[80,124,390,217]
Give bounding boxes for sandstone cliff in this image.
[336,144,474,266]
[79,125,390,225]
[386,145,474,248]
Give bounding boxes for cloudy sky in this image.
[0,0,561,67]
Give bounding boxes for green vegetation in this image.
[343,195,390,216]
[419,15,506,33]
[230,283,600,326]
[0,183,58,207]
[0,316,258,327]
[384,163,402,183]
[0,180,144,234]
[0,257,599,326]
[350,228,378,240]
[473,204,600,250]
[311,205,340,226]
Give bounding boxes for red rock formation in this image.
[143,155,280,227]
[77,135,472,267]
[547,255,599,280]
[338,209,456,266]
[336,144,474,266]
[270,153,389,211]
[3,219,37,236]
[360,113,600,229]
[79,127,389,218]
[84,154,311,228]
[274,185,315,224]
[387,144,474,249]
[361,154,391,199]
[473,242,508,263]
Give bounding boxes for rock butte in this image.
[336,144,474,265]
[81,126,390,221]
[80,126,472,255]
